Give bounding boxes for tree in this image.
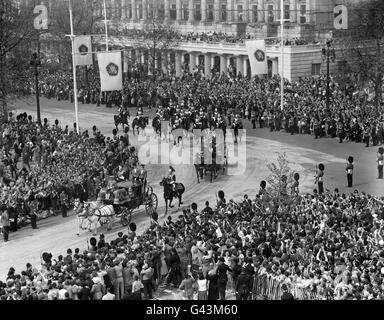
[0,1,35,122]
[336,0,384,111]
[266,152,294,203]
[141,18,180,79]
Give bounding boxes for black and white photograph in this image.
[1,0,384,307]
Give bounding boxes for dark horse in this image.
[132,116,149,135]
[114,109,130,131]
[160,177,185,215]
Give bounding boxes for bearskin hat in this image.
[294,173,300,181]
[260,181,266,189]
[218,190,225,199]
[129,222,137,232]
[348,156,354,164]
[42,252,52,262]
[379,147,384,155]
[89,237,97,246]
[43,118,48,123]
[28,115,32,121]
[55,119,59,126]
[318,163,325,171]
[112,129,117,136]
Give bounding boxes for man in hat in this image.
[59,190,69,218]
[0,208,10,242]
[168,166,176,192]
[377,147,384,179]
[138,164,147,195]
[346,156,354,187]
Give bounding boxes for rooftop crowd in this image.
[1,184,384,300]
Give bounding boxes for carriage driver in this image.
[168,166,176,192]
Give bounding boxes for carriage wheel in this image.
[120,208,132,226]
[145,193,158,216]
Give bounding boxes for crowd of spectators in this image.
[0,112,132,233]
[1,184,384,300]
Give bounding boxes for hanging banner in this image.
[33,4,48,30]
[245,40,268,76]
[74,36,93,66]
[97,51,123,91]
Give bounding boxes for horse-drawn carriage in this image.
[76,178,158,235]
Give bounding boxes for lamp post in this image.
[30,50,42,125]
[322,37,336,115]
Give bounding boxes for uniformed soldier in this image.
[346,156,354,187]
[138,164,147,195]
[258,180,268,200]
[378,147,384,179]
[168,166,176,192]
[315,163,325,194]
[289,116,295,135]
[364,124,371,147]
[291,173,300,196]
[59,190,69,218]
[337,121,344,143]
[314,118,320,139]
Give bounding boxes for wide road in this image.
[1,97,383,280]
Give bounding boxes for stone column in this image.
[141,51,146,64]
[188,0,195,23]
[214,0,220,22]
[121,0,126,18]
[142,0,148,20]
[123,51,129,73]
[290,0,296,23]
[204,54,211,78]
[175,52,182,77]
[220,55,227,74]
[243,0,249,22]
[227,0,233,22]
[110,0,116,18]
[297,0,301,23]
[306,0,311,23]
[236,56,244,77]
[189,52,196,72]
[162,51,169,75]
[176,0,182,21]
[132,0,137,21]
[243,58,248,77]
[164,0,170,22]
[258,0,264,22]
[201,0,207,22]
[234,3,238,22]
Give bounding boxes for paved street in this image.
[1,97,383,296]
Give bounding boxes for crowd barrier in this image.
[251,273,327,300]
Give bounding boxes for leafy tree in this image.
[0,1,35,122]
[266,152,294,203]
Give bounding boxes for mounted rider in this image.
[167,166,176,192]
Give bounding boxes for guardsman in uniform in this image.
[346,156,354,187]
[364,124,371,147]
[258,180,268,200]
[289,116,295,135]
[378,147,384,179]
[291,173,300,196]
[314,118,320,139]
[315,163,325,194]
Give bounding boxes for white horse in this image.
[89,202,115,236]
[75,200,96,236]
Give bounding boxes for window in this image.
[300,4,306,23]
[208,4,214,20]
[284,4,290,20]
[312,63,321,76]
[238,5,243,21]
[268,5,274,23]
[170,4,176,20]
[183,5,188,20]
[196,4,201,20]
[221,4,227,21]
[252,5,258,23]
[138,4,143,19]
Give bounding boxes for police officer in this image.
[346,156,354,188]
[315,163,325,194]
[60,190,69,218]
[378,147,384,179]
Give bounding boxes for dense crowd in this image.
[0,112,134,234]
[1,184,384,300]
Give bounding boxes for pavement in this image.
[1,97,383,297]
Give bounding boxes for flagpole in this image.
[69,0,80,134]
[280,0,284,112]
[103,0,109,52]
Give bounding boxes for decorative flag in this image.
[74,36,93,66]
[245,40,268,76]
[97,51,123,92]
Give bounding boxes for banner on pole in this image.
[33,4,48,30]
[97,51,123,91]
[74,36,93,66]
[245,40,268,76]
